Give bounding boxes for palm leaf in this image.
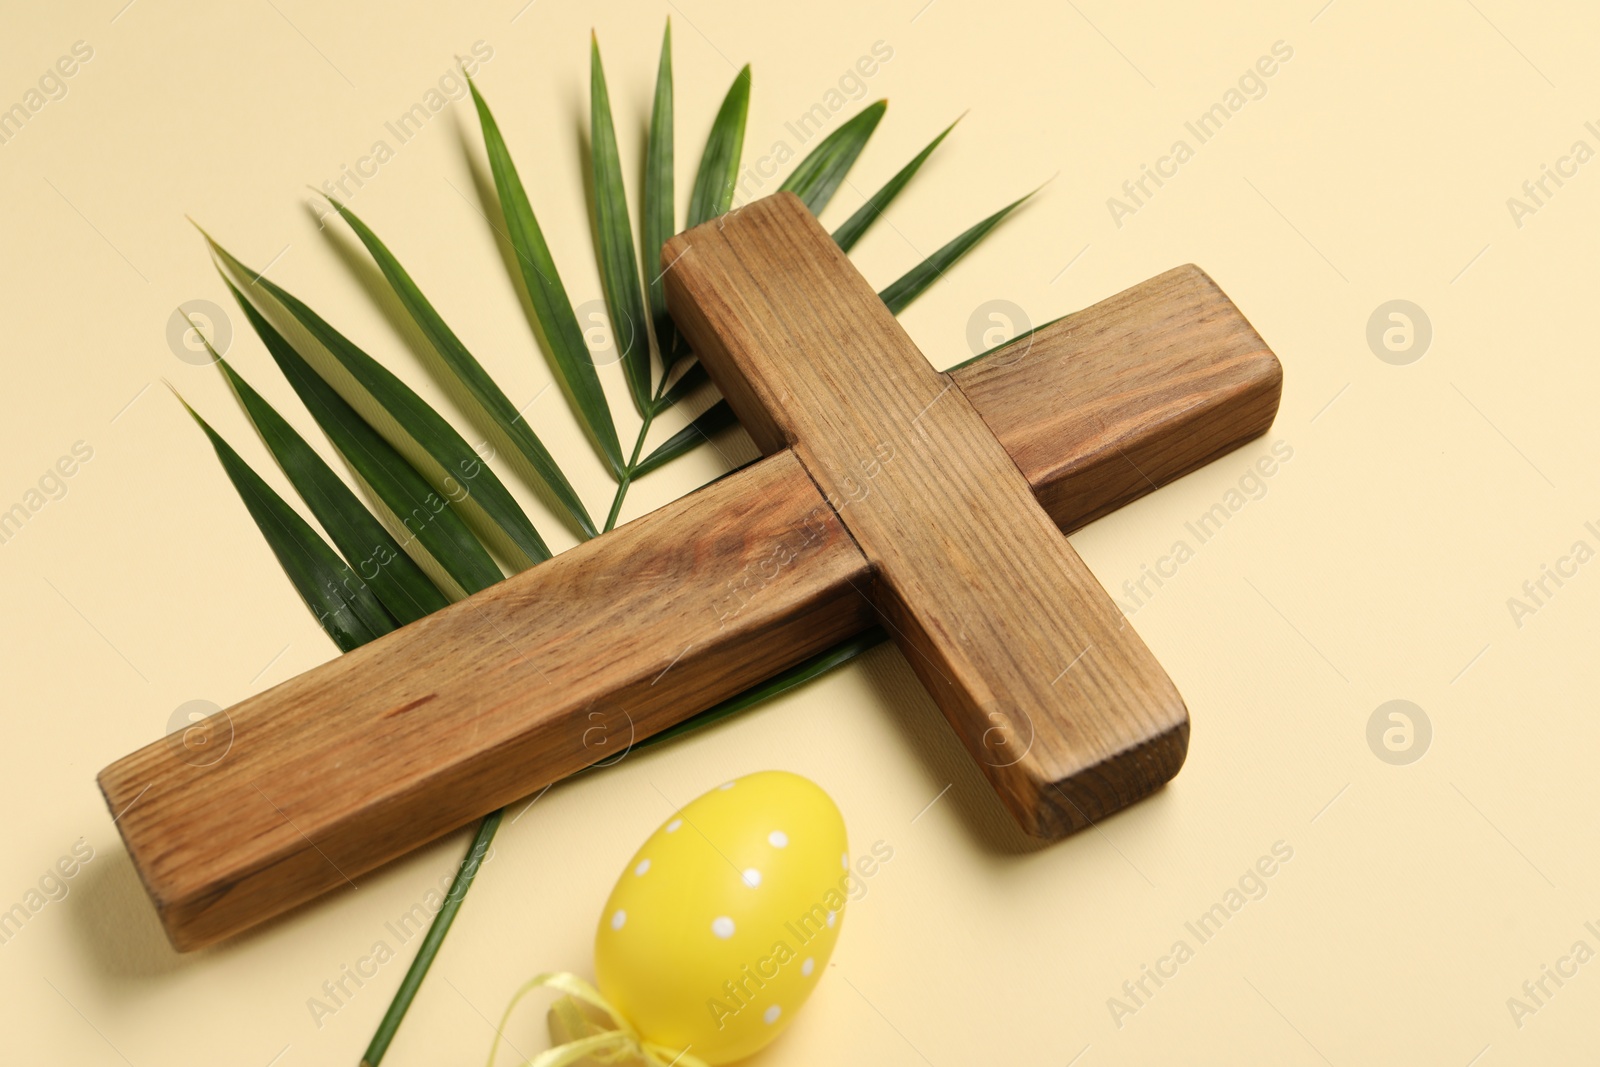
[945,311,1069,372]
[644,20,680,369]
[878,187,1036,315]
[589,34,654,416]
[636,627,885,748]
[631,399,736,479]
[205,232,546,569]
[216,355,451,624]
[833,115,960,253]
[468,78,625,483]
[325,197,599,538]
[686,64,750,226]
[362,809,501,1067]
[177,392,394,651]
[660,360,709,409]
[182,34,1038,1067]
[780,100,886,214]
[225,280,505,597]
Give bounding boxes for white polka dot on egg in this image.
[666,818,682,833]
[801,957,814,977]
[742,867,761,887]
[711,916,736,939]
[826,910,836,928]
[840,852,848,869]
[611,909,626,930]
[768,830,788,848]
[763,1005,782,1024]
[719,781,735,790]
[634,858,650,876]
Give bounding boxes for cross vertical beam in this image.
[665,193,1189,837]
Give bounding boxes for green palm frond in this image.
[781,99,886,214]
[635,626,885,751]
[590,34,654,415]
[324,196,600,537]
[632,399,737,479]
[833,115,960,252]
[177,390,395,651]
[687,64,750,226]
[660,360,709,408]
[224,280,503,597]
[217,356,451,624]
[879,187,1038,314]
[205,233,548,568]
[179,24,1040,1066]
[468,78,625,486]
[644,20,680,368]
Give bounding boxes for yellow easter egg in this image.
[594,771,849,1064]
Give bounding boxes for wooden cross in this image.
[100,192,1281,950]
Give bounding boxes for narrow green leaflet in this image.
[590,34,653,415]
[686,64,750,227]
[833,116,960,253]
[878,188,1036,315]
[660,360,709,409]
[468,79,624,484]
[178,394,394,651]
[225,280,505,597]
[644,20,680,369]
[631,399,736,479]
[636,627,887,750]
[362,809,501,1067]
[780,100,886,215]
[326,198,599,538]
[945,312,1068,373]
[205,232,546,568]
[215,356,451,624]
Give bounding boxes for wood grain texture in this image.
[101,195,1283,949]
[955,264,1282,532]
[663,192,1189,841]
[100,451,872,950]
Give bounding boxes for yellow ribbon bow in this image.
[486,972,710,1067]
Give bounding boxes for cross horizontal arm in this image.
[100,453,872,950]
[957,263,1281,532]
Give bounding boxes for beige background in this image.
[3,0,1597,1063]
